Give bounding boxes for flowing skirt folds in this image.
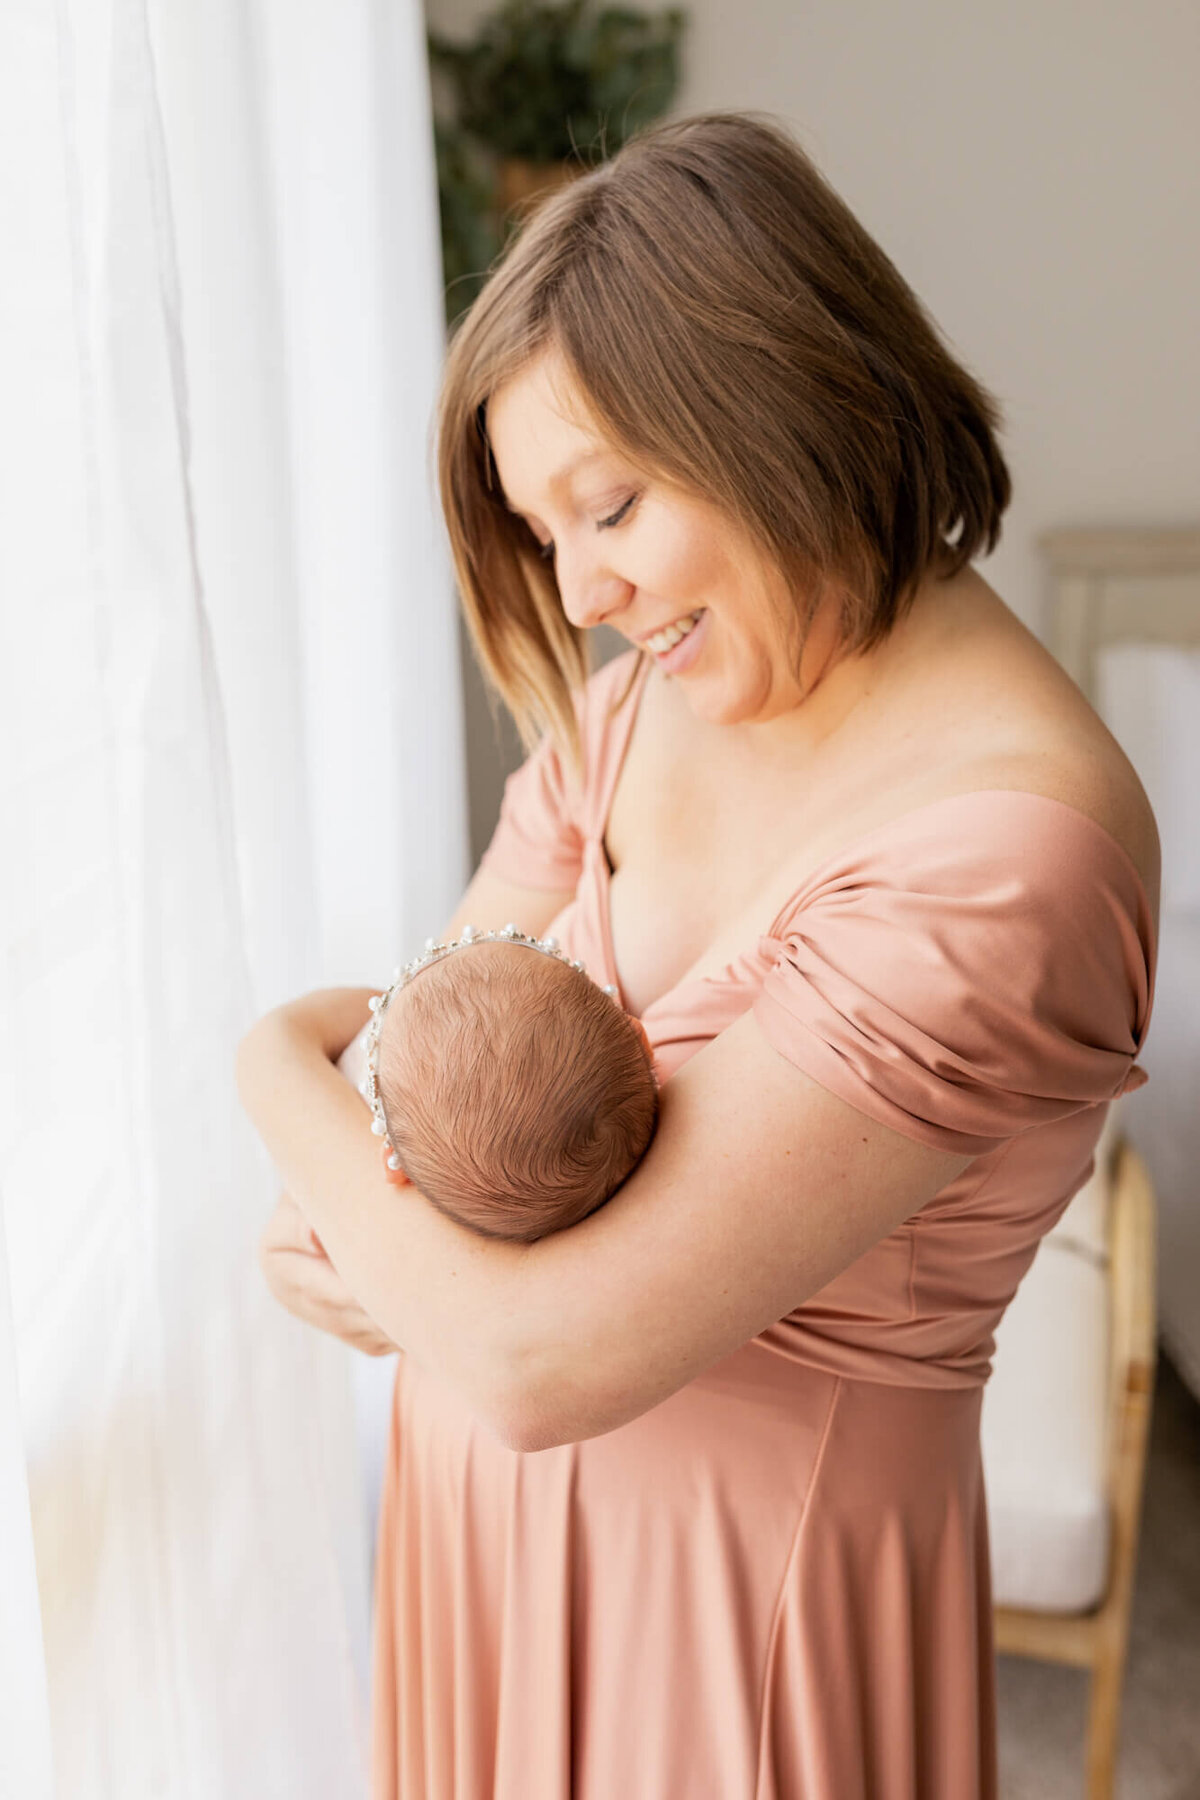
[370,1344,996,1800]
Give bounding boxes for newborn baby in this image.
[337,924,658,1243]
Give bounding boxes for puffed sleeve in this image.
[750,793,1156,1156]
[477,724,586,892]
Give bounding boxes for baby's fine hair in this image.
[376,940,658,1242]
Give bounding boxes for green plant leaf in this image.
[428,0,687,311]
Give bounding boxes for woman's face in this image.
[484,346,837,728]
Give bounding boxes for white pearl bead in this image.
[371,1119,386,1136]
[461,923,478,940]
[541,935,558,951]
[502,922,517,936]
[424,937,436,951]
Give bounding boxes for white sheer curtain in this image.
[0,1206,53,1800]
[0,0,466,1794]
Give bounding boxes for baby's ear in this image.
[381,1145,412,1186]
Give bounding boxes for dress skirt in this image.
[370,1339,995,1800]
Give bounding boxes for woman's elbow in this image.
[494,1410,581,1455]
[488,1376,564,1453]
[233,1017,273,1108]
[492,1357,634,1453]
[491,1412,554,1455]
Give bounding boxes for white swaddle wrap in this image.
[336,1019,375,1103]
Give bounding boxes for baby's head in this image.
[368,930,658,1243]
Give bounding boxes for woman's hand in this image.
[258,1189,400,1358]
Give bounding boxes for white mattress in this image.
[982,1150,1112,1613]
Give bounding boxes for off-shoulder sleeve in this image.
[477,725,586,892]
[750,793,1157,1156]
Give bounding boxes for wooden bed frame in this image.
[992,1136,1157,1800]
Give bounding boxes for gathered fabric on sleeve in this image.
[751,791,1157,1157]
[477,721,587,892]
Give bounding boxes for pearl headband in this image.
[363,922,623,1167]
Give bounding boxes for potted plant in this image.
[429,0,687,323]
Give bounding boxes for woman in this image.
[237,112,1158,1798]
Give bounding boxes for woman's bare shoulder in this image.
[611,573,1160,915]
[983,732,1160,909]
[920,582,1162,907]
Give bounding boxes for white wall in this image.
[428,0,1199,648]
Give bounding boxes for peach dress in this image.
[370,649,1155,1800]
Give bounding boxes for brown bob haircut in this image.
[437,109,1011,784]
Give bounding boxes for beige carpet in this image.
[996,1351,1200,1799]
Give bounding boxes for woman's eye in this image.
[531,491,637,563]
[598,493,639,531]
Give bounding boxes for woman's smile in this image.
[643,606,708,672]
[485,347,821,728]
[486,347,882,750]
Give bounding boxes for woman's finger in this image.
[257,1189,398,1352]
[260,1241,398,1356]
[260,1189,325,1259]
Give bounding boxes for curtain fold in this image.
[0,0,462,1792]
[0,1199,55,1800]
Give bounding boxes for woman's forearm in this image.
[276,985,380,1062]
[235,994,533,1440]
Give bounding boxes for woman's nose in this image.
[554,545,631,632]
